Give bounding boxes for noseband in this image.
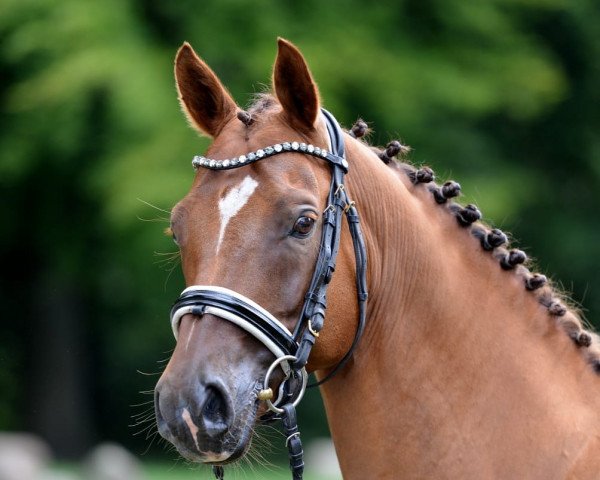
[169,109,368,480]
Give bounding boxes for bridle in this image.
[169,109,368,480]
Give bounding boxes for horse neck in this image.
[319,138,600,478]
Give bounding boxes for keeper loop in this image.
[286,432,301,447]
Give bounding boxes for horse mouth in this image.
[175,443,249,465]
[209,407,258,465]
[160,394,260,466]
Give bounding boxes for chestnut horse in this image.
[154,39,600,479]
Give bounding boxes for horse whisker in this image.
[137,198,172,215]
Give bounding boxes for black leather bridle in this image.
[169,109,368,480]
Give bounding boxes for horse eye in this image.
[292,216,316,238]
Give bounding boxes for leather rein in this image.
[169,108,368,480]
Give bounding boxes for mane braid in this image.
[357,126,600,375]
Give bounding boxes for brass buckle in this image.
[323,204,336,214]
[308,319,320,338]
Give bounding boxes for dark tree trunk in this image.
[28,275,95,458]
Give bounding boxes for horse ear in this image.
[273,38,320,132]
[175,42,237,138]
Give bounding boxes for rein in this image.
[169,109,368,480]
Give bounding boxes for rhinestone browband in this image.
[192,141,336,171]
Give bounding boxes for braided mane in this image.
[243,95,600,375]
[357,122,600,375]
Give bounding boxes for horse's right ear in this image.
[174,42,237,138]
[273,38,320,133]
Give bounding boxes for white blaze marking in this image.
[217,175,258,253]
[185,320,196,352]
[181,408,201,452]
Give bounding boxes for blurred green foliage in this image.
[0,0,598,461]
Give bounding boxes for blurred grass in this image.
[143,463,318,480]
[51,461,341,480]
[144,462,339,480]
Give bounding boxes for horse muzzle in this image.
[154,375,248,463]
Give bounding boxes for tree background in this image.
[1,0,598,463]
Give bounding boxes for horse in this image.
[154,38,600,479]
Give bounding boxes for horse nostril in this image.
[202,385,230,436]
[154,389,168,434]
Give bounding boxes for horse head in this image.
[154,39,359,465]
[154,39,600,479]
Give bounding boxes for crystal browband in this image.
[192,141,348,171]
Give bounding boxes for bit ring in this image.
[261,355,308,414]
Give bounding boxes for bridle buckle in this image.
[307,318,320,337]
[344,200,356,213]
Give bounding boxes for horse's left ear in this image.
[273,38,320,132]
